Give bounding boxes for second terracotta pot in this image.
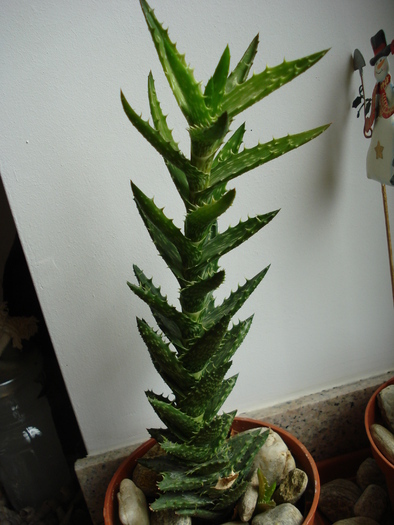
[365,377,394,513]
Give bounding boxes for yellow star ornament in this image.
[374,140,384,159]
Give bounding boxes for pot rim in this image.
[364,376,394,469]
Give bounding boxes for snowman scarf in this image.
[365,73,394,136]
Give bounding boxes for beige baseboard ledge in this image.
[75,370,394,525]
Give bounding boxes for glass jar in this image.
[0,340,71,510]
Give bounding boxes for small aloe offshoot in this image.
[255,469,276,514]
[121,0,329,520]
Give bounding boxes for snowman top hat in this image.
[370,29,391,65]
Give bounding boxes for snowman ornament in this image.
[364,30,394,186]
[353,30,394,303]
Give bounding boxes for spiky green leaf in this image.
[203,268,269,328]
[209,316,254,369]
[140,0,211,126]
[121,91,204,185]
[146,427,179,444]
[177,362,232,417]
[136,318,196,396]
[226,34,259,93]
[132,209,184,281]
[146,391,201,440]
[159,412,235,462]
[148,72,179,150]
[257,468,276,508]
[185,189,235,241]
[202,375,238,422]
[227,427,269,478]
[200,211,279,268]
[222,49,329,117]
[189,411,236,447]
[205,46,231,116]
[189,112,231,175]
[209,481,249,510]
[131,181,201,268]
[158,468,223,493]
[180,270,225,314]
[164,161,190,204]
[187,456,230,477]
[212,122,246,170]
[138,453,186,474]
[132,266,188,348]
[209,124,330,188]
[180,315,230,373]
[147,75,191,200]
[128,279,199,343]
[150,491,213,513]
[160,441,217,464]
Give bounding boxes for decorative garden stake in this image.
[120,0,329,520]
[353,30,394,303]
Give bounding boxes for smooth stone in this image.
[356,458,385,490]
[117,478,150,525]
[370,423,394,464]
[249,428,295,486]
[354,484,388,522]
[318,479,361,522]
[332,518,380,525]
[273,468,308,505]
[251,503,303,525]
[238,468,259,522]
[378,385,394,433]
[150,509,192,525]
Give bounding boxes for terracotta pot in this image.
[104,417,320,525]
[316,448,372,525]
[365,376,394,512]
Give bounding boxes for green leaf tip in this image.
[139,0,211,127]
[222,48,330,118]
[226,33,259,94]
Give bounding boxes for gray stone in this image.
[356,458,385,490]
[273,468,308,505]
[117,478,150,525]
[150,510,192,525]
[249,428,295,487]
[251,503,303,525]
[354,484,388,522]
[318,479,361,523]
[378,385,394,433]
[370,423,394,464]
[238,468,259,522]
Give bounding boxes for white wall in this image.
[1,0,393,455]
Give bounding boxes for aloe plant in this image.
[121,0,329,521]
